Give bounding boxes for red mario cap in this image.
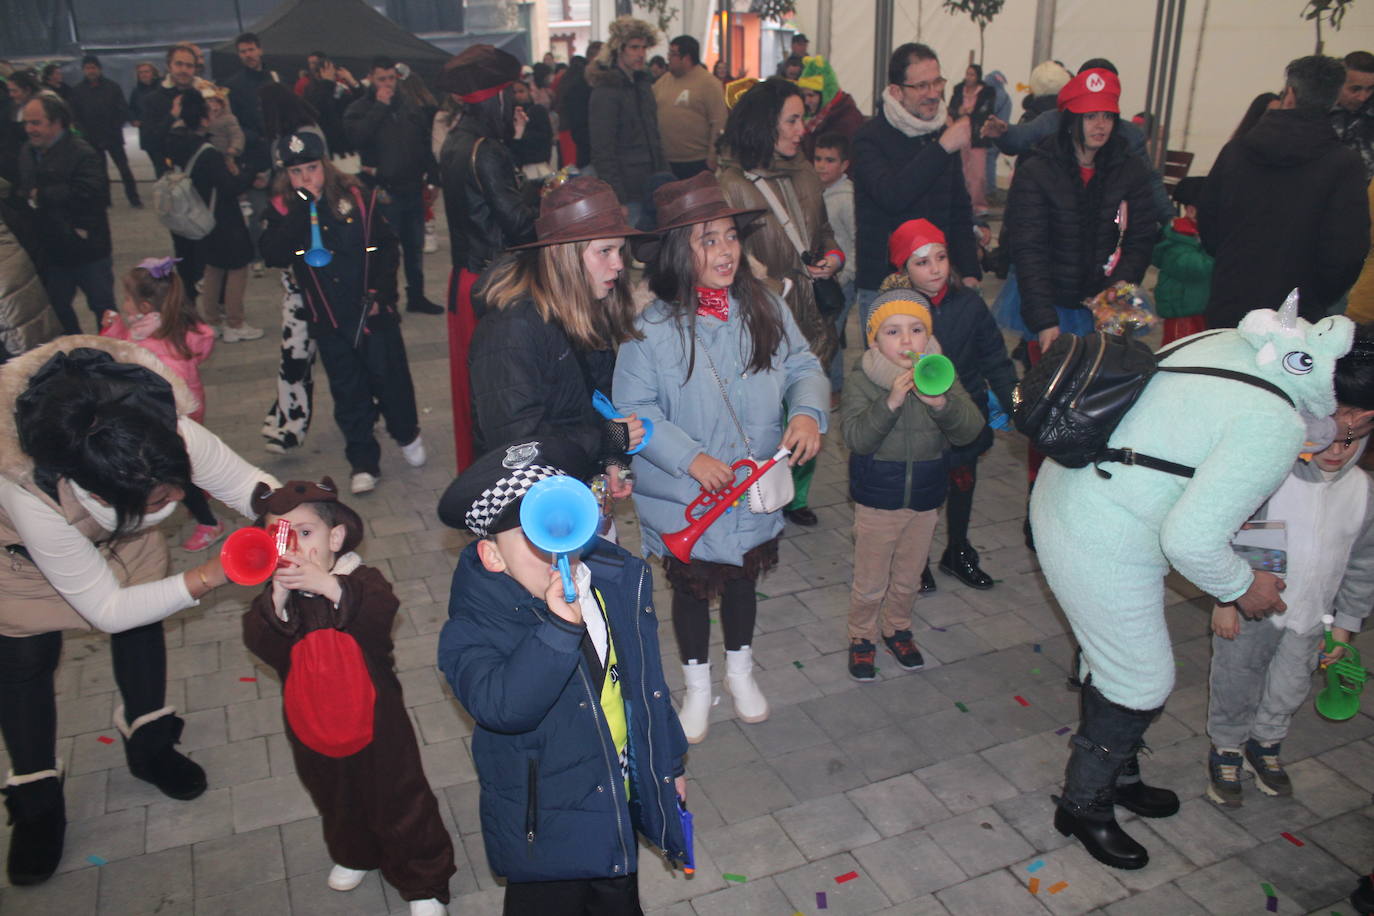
[1058,68,1120,114]
[889,218,947,269]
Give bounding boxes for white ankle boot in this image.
[678,662,712,744]
[725,647,769,724]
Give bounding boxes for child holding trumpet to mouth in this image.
[840,289,983,681]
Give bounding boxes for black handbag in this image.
[811,275,846,318]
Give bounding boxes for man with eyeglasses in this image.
[851,42,1002,337]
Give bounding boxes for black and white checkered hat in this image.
[438,438,593,537]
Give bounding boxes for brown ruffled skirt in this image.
[660,537,780,600]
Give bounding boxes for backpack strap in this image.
[1157,366,1293,408]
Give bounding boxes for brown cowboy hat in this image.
[434,44,522,99]
[509,176,654,249]
[632,171,764,261]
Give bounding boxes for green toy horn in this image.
[1315,615,1366,722]
[905,352,956,396]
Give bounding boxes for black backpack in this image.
[1011,331,1293,478]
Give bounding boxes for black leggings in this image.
[945,461,978,548]
[0,622,168,775]
[183,486,217,526]
[671,577,758,664]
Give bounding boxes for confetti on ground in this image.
[97,735,114,745]
[1262,883,1276,897]
[1014,695,1031,707]
[816,890,828,908]
[1266,897,1279,913]
[955,701,969,713]
[1048,881,1068,895]
[722,873,747,883]
[1027,859,1045,873]
[793,660,805,669]
[1055,726,1072,736]
[1033,643,1042,653]
[239,676,257,682]
[87,855,107,866]
[1030,668,1041,674]
[930,626,948,632]
[1281,831,1305,847]
[834,871,859,883]
[1028,877,1040,894]
[755,591,769,600]
[710,618,718,624]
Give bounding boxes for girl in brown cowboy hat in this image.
[468,176,651,513]
[613,171,829,743]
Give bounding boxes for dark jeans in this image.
[0,622,167,775]
[41,255,116,334]
[145,145,167,178]
[504,873,642,916]
[172,234,205,306]
[379,188,426,304]
[672,577,758,664]
[668,160,708,180]
[314,312,420,475]
[99,143,140,203]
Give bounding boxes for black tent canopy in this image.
[209,0,451,85]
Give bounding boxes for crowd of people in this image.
[0,20,1373,916]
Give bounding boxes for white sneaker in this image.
[222,323,264,342]
[327,864,369,891]
[423,227,439,253]
[350,471,378,494]
[724,646,769,724]
[409,899,448,916]
[401,435,427,467]
[678,661,712,744]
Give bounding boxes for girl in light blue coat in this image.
[613,172,829,744]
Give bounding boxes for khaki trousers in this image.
[847,504,938,641]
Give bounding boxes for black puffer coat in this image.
[68,77,129,150]
[14,132,111,267]
[439,117,536,276]
[1005,130,1156,334]
[343,90,434,195]
[467,295,623,468]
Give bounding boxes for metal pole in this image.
[873,0,893,115]
[1158,0,1187,166]
[1181,0,1211,148]
[816,0,833,60]
[720,0,731,81]
[1030,0,1056,75]
[233,0,245,33]
[1143,0,1166,162]
[1148,0,1176,169]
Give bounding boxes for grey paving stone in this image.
[64,770,108,823]
[443,782,484,836]
[869,896,952,915]
[991,791,1073,854]
[696,814,806,882]
[166,641,222,680]
[1103,882,1208,916]
[1285,757,1372,819]
[146,787,234,852]
[1239,833,1360,910]
[981,731,1069,792]
[226,696,285,742]
[1305,809,1374,871]
[688,875,793,916]
[769,740,870,799]
[902,707,1000,758]
[230,774,320,833]
[184,668,261,713]
[411,698,474,744]
[916,624,995,665]
[865,669,954,719]
[1317,737,1374,794]
[774,852,894,914]
[1145,797,1259,867]
[852,829,967,902]
[1110,820,1200,892]
[848,774,953,838]
[742,703,830,757]
[1175,857,1305,914]
[193,877,291,916]
[1009,843,1129,914]
[68,726,128,776]
[55,690,114,739]
[0,863,99,916]
[192,824,286,898]
[280,816,333,877]
[1218,790,1322,840]
[98,845,194,916]
[935,869,1051,915]
[775,793,882,862]
[636,835,726,908]
[914,753,1021,816]
[801,688,898,742]
[58,805,146,873]
[698,761,799,825]
[847,722,944,781]
[681,720,762,776]
[927,807,1036,877]
[189,736,271,789]
[287,868,389,915]
[417,736,478,788]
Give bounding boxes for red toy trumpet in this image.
[662,448,791,563]
[221,519,297,586]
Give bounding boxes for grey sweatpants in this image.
[1207,615,1324,749]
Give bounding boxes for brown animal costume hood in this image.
[0,335,197,485]
[585,16,658,88]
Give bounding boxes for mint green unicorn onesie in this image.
[1030,294,1353,871]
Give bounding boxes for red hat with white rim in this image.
[1057,68,1121,114]
[888,218,947,269]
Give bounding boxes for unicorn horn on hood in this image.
[1278,288,1300,331]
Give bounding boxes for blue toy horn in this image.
[303,199,333,268]
[519,476,600,602]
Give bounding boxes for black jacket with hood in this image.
[344,89,434,196]
[1199,108,1369,327]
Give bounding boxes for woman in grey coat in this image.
[613,172,828,744]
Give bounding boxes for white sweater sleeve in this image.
[0,422,279,635]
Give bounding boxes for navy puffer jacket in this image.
[437,540,688,883]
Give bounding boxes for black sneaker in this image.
[882,629,925,670]
[1243,739,1292,797]
[919,564,936,594]
[783,507,818,526]
[406,297,444,315]
[1351,874,1374,915]
[1206,745,1244,808]
[848,639,877,681]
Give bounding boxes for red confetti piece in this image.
[1014,695,1030,707]
[1281,832,1305,847]
[239,676,257,682]
[834,871,859,884]
[97,735,114,744]
[1048,881,1068,894]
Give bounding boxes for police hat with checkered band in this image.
[437,438,593,537]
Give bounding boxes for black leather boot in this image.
[920,564,936,594]
[2,769,66,885]
[118,706,207,801]
[1115,751,1180,818]
[938,542,994,589]
[1052,682,1158,870]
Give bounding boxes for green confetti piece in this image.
[955,701,969,713]
[723,873,748,883]
[1261,883,1275,897]
[755,591,770,599]
[793,660,805,669]
[710,617,718,624]
[1030,668,1041,674]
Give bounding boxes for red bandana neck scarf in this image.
[696,286,730,321]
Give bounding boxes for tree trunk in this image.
[1316,16,1324,54]
[979,23,986,64]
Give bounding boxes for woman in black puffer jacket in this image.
[1005,69,1156,354]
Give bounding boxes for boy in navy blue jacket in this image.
[436,438,688,916]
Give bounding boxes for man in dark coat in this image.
[13,96,113,335]
[222,31,280,254]
[851,43,989,336]
[68,56,140,208]
[138,44,202,176]
[586,17,667,220]
[1200,55,1370,327]
[554,43,600,168]
[1330,50,1374,181]
[345,57,442,315]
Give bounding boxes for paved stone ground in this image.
[0,171,1371,916]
